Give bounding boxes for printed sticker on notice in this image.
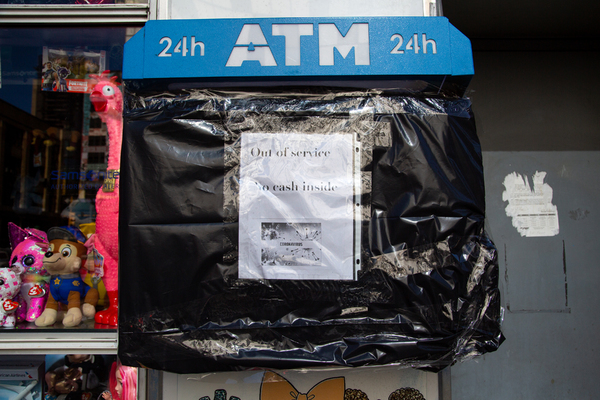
[238,133,356,280]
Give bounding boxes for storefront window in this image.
[0,0,146,4]
[0,26,136,250]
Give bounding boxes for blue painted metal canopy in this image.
[123,17,473,83]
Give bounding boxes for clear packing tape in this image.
[118,88,504,374]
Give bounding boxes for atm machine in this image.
[119,14,503,400]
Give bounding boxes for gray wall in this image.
[451,50,600,398]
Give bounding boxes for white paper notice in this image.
[239,133,356,280]
[502,171,560,237]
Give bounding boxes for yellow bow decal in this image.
[260,371,345,400]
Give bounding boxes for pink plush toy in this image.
[0,265,26,328]
[7,222,50,322]
[89,71,122,326]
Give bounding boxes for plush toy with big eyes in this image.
[0,265,25,328]
[35,227,99,327]
[7,222,50,322]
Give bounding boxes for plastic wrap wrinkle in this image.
[465,235,495,294]
[119,88,504,373]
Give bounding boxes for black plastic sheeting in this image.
[118,88,504,374]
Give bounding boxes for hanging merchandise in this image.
[118,17,504,374]
[41,47,106,93]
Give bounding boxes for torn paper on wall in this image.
[502,171,559,237]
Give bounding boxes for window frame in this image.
[0,2,153,24]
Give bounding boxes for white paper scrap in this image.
[502,171,559,237]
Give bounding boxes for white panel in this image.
[166,366,439,400]
[168,0,433,20]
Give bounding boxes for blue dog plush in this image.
[35,226,98,327]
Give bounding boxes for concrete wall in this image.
[451,50,600,399]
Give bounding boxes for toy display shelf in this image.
[0,320,117,354]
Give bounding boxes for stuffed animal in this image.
[0,265,26,328]
[35,227,99,327]
[89,71,122,326]
[7,222,50,322]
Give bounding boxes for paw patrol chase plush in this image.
[35,227,99,327]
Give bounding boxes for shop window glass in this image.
[0,26,133,255]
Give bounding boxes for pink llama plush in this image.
[7,222,50,322]
[89,71,122,326]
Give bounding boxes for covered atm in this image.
[118,17,503,374]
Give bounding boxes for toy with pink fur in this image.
[7,222,50,322]
[89,71,122,326]
[0,265,26,327]
[102,360,137,400]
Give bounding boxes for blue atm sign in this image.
[123,17,473,80]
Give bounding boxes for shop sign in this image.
[124,17,473,79]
